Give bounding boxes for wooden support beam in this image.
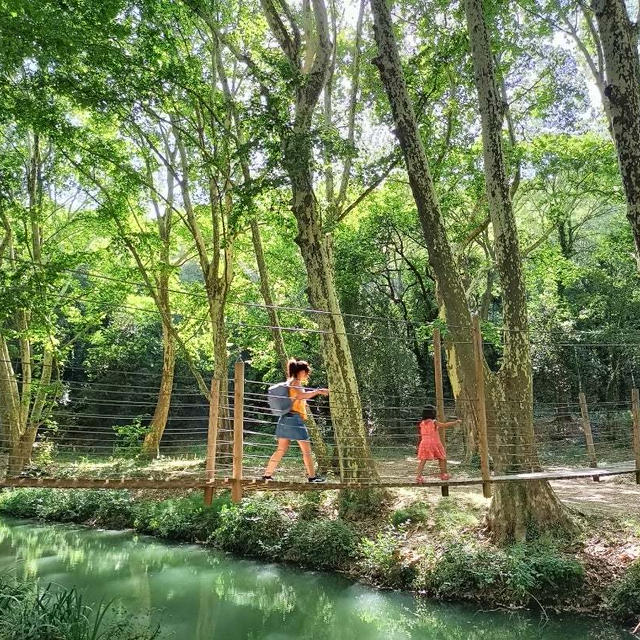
[433,328,448,497]
[204,378,221,505]
[232,360,245,503]
[578,391,598,479]
[471,314,492,499]
[632,388,640,485]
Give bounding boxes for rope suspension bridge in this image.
[1,313,639,506]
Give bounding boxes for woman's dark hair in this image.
[288,358,311,379]
[422,405,437,420]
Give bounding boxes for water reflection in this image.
[0,518,626,639]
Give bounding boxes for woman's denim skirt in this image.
[275,412,310,441]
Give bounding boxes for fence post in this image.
[632,388,640,485]
[433,328,448,497]
[471,314,492,499]
[204,378,221,506]
[578,391,598,478]
[232,360,245,503]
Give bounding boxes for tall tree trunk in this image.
[592,0,640,269]
[250,219,289,369]
[261,0,376,480]
[465,0,572,541]
[286,156,376,480]
[371,0,572,541]
[249,217,331,473]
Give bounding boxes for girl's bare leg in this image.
[438,459,447,474]
[298,440,315,477]
[265,438,290,476]
[416,459,427,479]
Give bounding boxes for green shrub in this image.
[415,540,584,605]
[337,488,386,521]
[504,542,584,602]
[211,498,290,559]
[391,502,430,527]
[358,532,416,589]
[134,493,230,542]
[113,418,149,458]
[0,488,49,519]
[609,560,640,620]
[35,490,99,523]
[0,578,160,640]
[425,543,503,598]
[91,491,136,529]
[285,518,356,569]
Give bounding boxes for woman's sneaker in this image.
[308,475,326,483]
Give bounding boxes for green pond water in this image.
[0,517,629,639]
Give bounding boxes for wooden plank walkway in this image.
[0,463,636,491]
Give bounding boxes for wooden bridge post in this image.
[578,391,598,478]
[632,388,640,485]
[204,378,221,506]
[232,360,245,503]
[471,314,492,499]
[433,328,448,497]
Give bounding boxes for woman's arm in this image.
[291,386,329,400]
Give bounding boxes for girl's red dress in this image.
[417,419,446,460]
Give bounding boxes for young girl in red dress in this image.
[416,405,461,483]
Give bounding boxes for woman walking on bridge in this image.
[263,359,329,483]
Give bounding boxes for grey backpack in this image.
[267,381,293,416]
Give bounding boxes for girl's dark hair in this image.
[422,405,437,420]
[288,358,311,378]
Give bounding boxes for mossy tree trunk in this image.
[260,0,376,481]
[371,0,574,541]
[591,0,640,270]
[465,0,572,541]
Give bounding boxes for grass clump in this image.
[337,488,386,521]
[390,501,429,527]
[298,491,324,520]
[432,498,479,536]
[0,577,159,640]
[358,531,416,589]
[285,518,357,569]
[0,489,136,528]
[609,559,640,621]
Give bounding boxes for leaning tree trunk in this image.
[465,0,573,541]
[285,145,376,481]
[250,218,331,473]
[14,348,54,472]
[370,0,478,443]
[592,0,640,270]
[207,295,231,463]
[142,319,176,458]
[0,335,24,474]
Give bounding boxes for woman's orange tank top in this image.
[289,386,307,419]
